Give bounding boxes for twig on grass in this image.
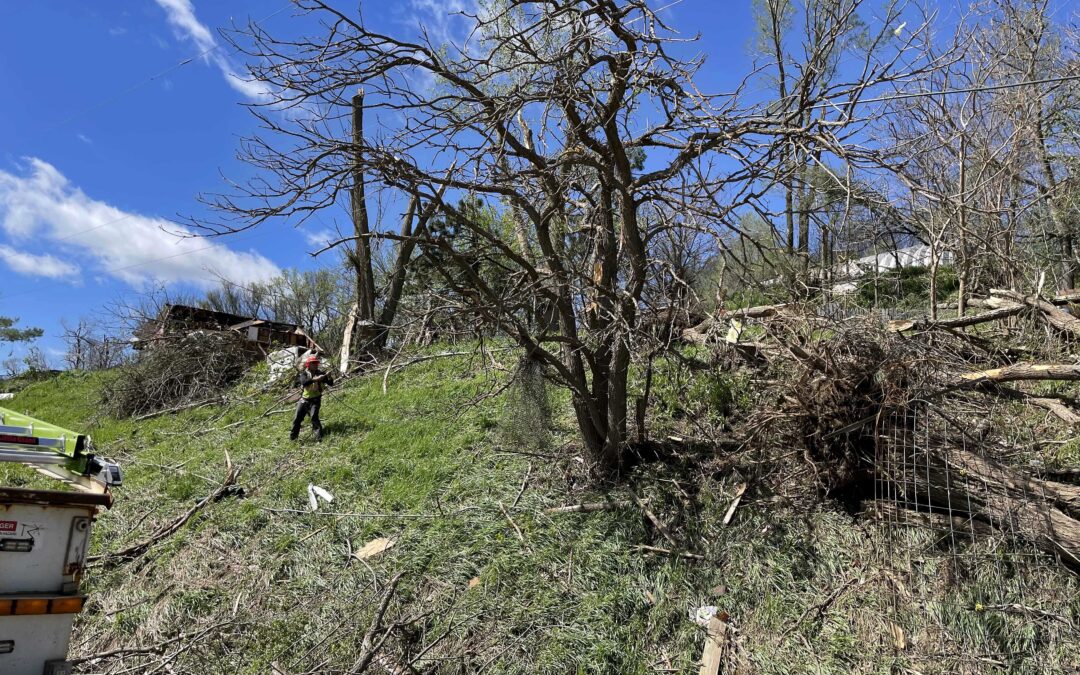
[499,501,526,542]
[634,544,705,561]
[630,487,678,547]
[545,501,631,514]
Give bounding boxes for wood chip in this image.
[352,537,395,560]
[467,576,481,589]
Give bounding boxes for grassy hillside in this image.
[3,355,1079,673]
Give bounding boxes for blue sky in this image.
[0,0,819,365]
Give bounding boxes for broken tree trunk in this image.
[879,433,1080,569]
[990,290,1080,338]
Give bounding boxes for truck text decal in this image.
[0,520,16,534]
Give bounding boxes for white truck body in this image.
[0,487,109,675]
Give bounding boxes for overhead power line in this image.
[33,3,292,139]
[814,74,1080,110]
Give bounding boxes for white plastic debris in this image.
[267,346,306,383]
[690,605,718,626]
[307,483,335,511]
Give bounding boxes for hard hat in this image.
[304,354,320,366]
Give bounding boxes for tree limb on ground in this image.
[991,289,1080,338]
[90,457,240,567]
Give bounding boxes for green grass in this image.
[2,354,1078,674]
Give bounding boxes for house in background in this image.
[831,244,954,294]
[132,304,321,355]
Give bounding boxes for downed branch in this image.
[545,501,631,514]
[991,289,1080,338]
[68,620,233,666]
[133,396,225,421]
[1027,398,1080,425]
[960,363,1080,384]
[629,488,678,547]
[90,457,240,566]
[888,304,1026,332]
[350,571,406,674]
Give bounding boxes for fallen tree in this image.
[748,315,1080,572]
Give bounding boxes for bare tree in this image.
[203,0,937,473]
[61,318,129,371]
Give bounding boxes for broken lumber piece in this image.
[698,614,730,675]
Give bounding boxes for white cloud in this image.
[302,228,336,247]
[76,133,92,145]
[0,158,280,289]
[153,0,272,102]
[409,0,477,49]
[0,244,78,280]
[108,26,127,36]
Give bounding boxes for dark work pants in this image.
[290,397,322,440]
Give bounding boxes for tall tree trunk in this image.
[1034,117,1074,290]
[957,132,968,317]
[352,90,376,320]
[373,197,418,351]
[341,90,378,371]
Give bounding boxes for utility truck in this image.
[0,405,120,674]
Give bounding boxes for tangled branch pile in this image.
[710,295,1080,571]
[100,332,251,418]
